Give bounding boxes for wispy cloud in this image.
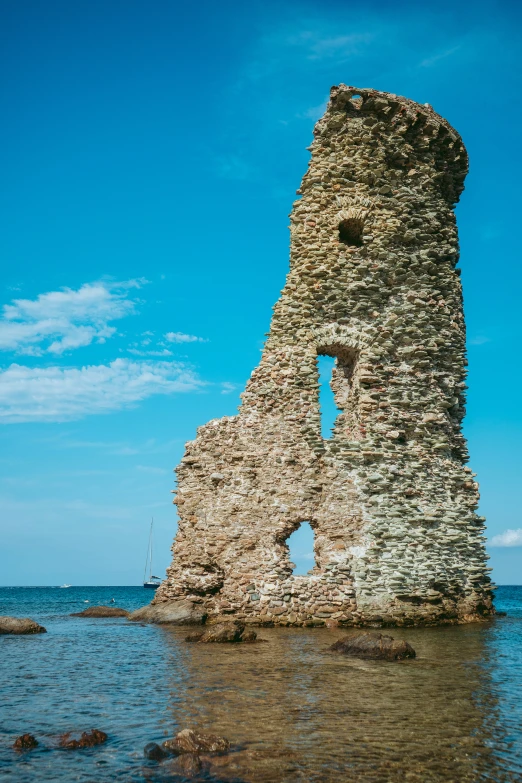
[44,434,184,455]
[469,336,491,346]
[490,529,522,547]
[135,465,169,475]
[164,331,207,344]
[127,348,174,357]
[220,381,238,395]
[235,24,377,91]
[298,101,328,121]
[419,45,461,68]
[0,494,136,521]
[0,359,205,423]
[293,31,374,61]
[0,279,145,356]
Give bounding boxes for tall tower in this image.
[156,85,494,626]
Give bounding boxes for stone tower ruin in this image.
[155,85,494,626]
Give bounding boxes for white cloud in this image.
[220,382,238,395]
[0,279,145,355]
[164,331,207,344]
[127,348,174,357]
[469,336,491,346]
[490,529,522,547]
[0,359,204,423]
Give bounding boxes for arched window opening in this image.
[317,347,359,440]
[339,217,364,246]
[287,522,316,575]
[318,355,339,439]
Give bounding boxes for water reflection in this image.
[156,623,519,782]
[1,587,521,783]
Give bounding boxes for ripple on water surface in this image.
[1,585,521,782]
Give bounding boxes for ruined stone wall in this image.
[155,85,494,626]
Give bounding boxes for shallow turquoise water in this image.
[0,585,521,782]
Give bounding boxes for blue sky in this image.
[1,0,521,585]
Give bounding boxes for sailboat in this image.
[143,518,161,589]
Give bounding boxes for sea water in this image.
[0,585,521,782]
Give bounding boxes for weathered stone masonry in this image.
[155,85,494,626]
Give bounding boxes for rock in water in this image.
[163,729,230,754]
[189,622,243,643]
[71,606,129,617]
[329,632,416,661]
[0,617,46,635]
[184,631,205,642]
[185,621,257,643]
[172,753,203,775]
[143,742,169,760]
[58,729,108,749]
[128,600,206,625]
[13,734,38,750]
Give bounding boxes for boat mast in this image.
[150,518,153,581]
[143,519,153,583]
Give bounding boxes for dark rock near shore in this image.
[185,621,257,643]
[185,631,205,642]
[172,753,203,775]
[329,632,416,661]
[13,734,38,750]
[144,742,169,760]
[163,729,230,755]
[58,729,108,749]
[0,616,46,635]
[71,606,129,618]
[128,599,206,625]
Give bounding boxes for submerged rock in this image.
[143,742,169,760]
[0,617,46,635]
[329,632,416,661]
[172,753,203,775]
[13,734,38,750]
[163,728,230,755]
[185,621,256,643]
[128,599,206,625]
[71,606,129,618]
[58,729,108,749]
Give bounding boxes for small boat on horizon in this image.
[59,584,71,588]
[143,518,161,589]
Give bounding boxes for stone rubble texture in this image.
[155,84,494,627]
